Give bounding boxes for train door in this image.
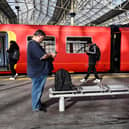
[0,31,16,72]
[0,32,8,71]
[110,26,121,72]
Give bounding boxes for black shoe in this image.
[41,103,47,108]
[39,106,47,112]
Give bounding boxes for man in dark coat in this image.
[27,29,56,112]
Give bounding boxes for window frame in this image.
[27,35,56,53]
[66,36,92,54]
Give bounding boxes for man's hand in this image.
[40,52,56,60]
[85,46,89,52]
[51,53,56,58]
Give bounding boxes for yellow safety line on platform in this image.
[0,74,129,81]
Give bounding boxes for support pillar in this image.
[59,97,65,112]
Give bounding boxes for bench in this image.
[49,84,129,112]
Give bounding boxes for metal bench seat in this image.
[49,84,129,112]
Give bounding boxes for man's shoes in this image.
[9,73,18,80]
[33,108,40,112]
[93,79,101,83]
[40,103,47,112]
[41,103,47,108]
[80,78,87,83]
[9,77,15,80]
[39,106,47,112]
[14,73,18,78]
[33,106,47,112]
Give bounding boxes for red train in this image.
[0,24,128,74]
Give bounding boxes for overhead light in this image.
[15,6,20,10]
[69,12,76,17]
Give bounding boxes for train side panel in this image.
[0,24,111,74]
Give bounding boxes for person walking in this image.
[27,29,56,112]
[80,42,101,83]
[7,40,19,80]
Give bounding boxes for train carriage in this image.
[0,24,124,74]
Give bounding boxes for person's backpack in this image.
[55,69,73,91]
[12,49,20,60]
[95,45,101,61]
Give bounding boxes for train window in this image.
[27,36,55,53]
[66,37,92,53]
[40,36,55,53]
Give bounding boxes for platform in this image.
[0,73,129,129]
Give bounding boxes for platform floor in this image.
[0,73,129,129]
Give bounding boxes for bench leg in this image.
[59,97,65,112]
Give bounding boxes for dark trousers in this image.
[84,64,100,80]
[10,60,17,77]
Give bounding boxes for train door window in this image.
[27,36,55,53]
[0,32,8,67]
[0,31,16,71]
[66,37,92,53]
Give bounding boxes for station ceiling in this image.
[5,0,129,26]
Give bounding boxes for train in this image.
[0,24,129,74]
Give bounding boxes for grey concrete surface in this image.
[0,74,129,129]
